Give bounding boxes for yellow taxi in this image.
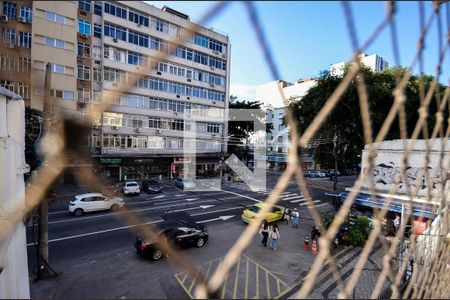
[241,202,286,224]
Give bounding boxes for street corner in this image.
[174,254,289,299]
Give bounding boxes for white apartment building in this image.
[0,1,231,181]
[330,52,389,76]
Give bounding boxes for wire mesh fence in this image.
[1,1,449,299]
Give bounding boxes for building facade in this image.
[0,1,230,181]
[330,52,389,76]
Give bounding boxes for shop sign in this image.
[134,159,154,164]
[174,157,191,163]
[100,158,122,164]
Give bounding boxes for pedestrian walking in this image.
[394,214,401,232]
[269,223,280,250]
[259,220,269,247]
[284,207,291,225]
[291,208,299,228]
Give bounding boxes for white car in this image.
[123,181,140,195]
[69,193,125,216]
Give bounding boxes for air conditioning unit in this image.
[18,16,27,23]
[156,71,162,75]
[210,65,215,70]
[111,125,118,130]
[174,112,178,116]
[6,43,15,49]
[210,83,215,87]
[0,15,8,22]
[134,127,142,133]
[77,102,86,109]
[112,82,118,87]
[187,96,190,100]
[212,50,219,55]
[137,23,141,27]
[212,101,216,104]
[222,54,227,59]
[156,129,162,134]
[187,78,191,82]
[80,11,87,16]
[80,33,88,39]
[77,56,84,62]
[176,94,180,98]
[113,38,118,43]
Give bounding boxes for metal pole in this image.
[37,63,52,280]
[333,128,338,191]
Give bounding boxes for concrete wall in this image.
[361,139,450,199]
[0,94,30,298]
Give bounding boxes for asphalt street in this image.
[28,173,356,298]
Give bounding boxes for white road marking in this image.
[299,200,321,206]
[197,215,235,223]
[166,205,215,213]
[211,187,261,203]
[185,198,199,202]
[27,206,242,246]
[290,198,307,203]
[153,195,165,199]
[282,195,304,200]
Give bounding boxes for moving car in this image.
[241,202,286,224]
[142,180,162,193]
[174,177,196,189]
[134,213,208,260]
[69,193,125,216]
[123,181,140,195]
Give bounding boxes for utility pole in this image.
[333,127,338,191]
[37,63,52,280]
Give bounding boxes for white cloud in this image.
[230,83,258,101]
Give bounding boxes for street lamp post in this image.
[333,129,338,191]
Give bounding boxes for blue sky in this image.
[147,1,449,99]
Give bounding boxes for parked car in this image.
[123,181,140,195]
[134,213,208,261]
[174,177,196,189]
[310,171,326,178]
[69,193,125,216]
[241,202,285,224]
[142,180,162,193]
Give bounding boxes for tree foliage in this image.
[288,67,448,170]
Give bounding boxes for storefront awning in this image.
[328,190,440,219]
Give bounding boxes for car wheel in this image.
[152,250,163,260]
[74,208,83,217]
[111,204,119,211]
[196,238,205,248]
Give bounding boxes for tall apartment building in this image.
[0,1,230,181]
[330,52,389,76]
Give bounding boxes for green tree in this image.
[288,67,448,171]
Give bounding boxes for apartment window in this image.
[277,147,283,153]
[93,67,101,82]
[2,2,17,20]
[78,1,91,13]
[3,28,16,47]
[17,83,30,99]
[94,2,102,15]
[194,52,208,65]
[278,124,284,131]
[155,19,165,32]
[168,24,179,37]
[52,64,65,74]
[104,23,127,41]
[18,57,30,72]
[18,32,31,48]
[94,23,102,38]
[77,65,90,80]
[104,2,126,19]
[77,42,90,58]
[0,54,15,71]
[0,80,14,92]
[78,19,91,35]
[209,39,224,53]
[44,37,65,49]
[63,90,74,100]
[194,34,209,48]
[128,30,148,47]
[44,11,66,25]
[128,10,149,27]
[19,6,32,23]
[278,136,283,143]
[207,123,220,134]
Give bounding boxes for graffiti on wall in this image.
[370,162,448,190]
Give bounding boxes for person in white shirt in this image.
[291,208,300,228]
[269,223,281,250]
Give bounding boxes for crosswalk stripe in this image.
[282,195,304,200]
[290,198,306,203]
[299,200,321,206]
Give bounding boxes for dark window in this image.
[94,23,102,38]
[3,2,17,20]
[94,2,102,15]
[78,1,91,12]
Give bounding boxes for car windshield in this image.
[183,179,194,184]
[248,205,260,213]
[127,183,137,186]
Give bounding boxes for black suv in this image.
[134,213,208,261]
[142,179,162,193]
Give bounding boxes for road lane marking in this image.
[232,256,241,299]
[42,200,215,225]
[282,195,304,201]
[290,199,307,203]
[211,187,261,203]
[299,200,321,206]
[27,206,242,246]
[197,215,235,223]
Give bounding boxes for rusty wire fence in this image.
[1,1,450,299]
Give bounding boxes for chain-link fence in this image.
[1,1,449,299]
